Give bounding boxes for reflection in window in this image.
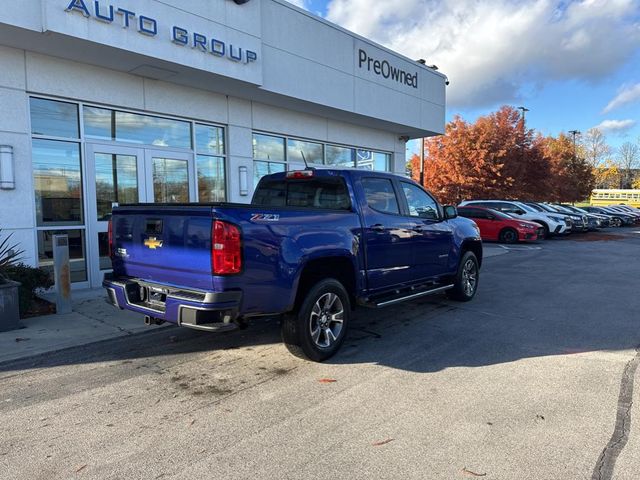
[197,155,225,202]
[287,139,323,165]
[152,158,189,203]
[326,145,355,167]
[37,229,87,283]
[33,139,83,226]
[356,150,390,171]
[83,106,114,141]
[30,98,79,138]
[254,161,285,185]
[401,182,438,219]
[95,153,138,221]
[196,125,225,156]
[115,111,192,148]
[362,177,399,215]
[253,134,285,162]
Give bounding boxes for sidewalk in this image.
[0,289,165,364]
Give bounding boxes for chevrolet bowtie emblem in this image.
[144,237,163,249]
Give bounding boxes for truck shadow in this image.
[1,234,639,375]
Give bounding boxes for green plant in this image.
[0,229,25,284]
[5,264,54,316]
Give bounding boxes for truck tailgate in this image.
[111,205,215,291]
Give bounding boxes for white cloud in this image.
[603,83,640,113]
[325,0,640,108]
[593,119,637,134]
[286,0,308,8]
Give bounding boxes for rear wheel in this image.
[282,279,351,362]
[498,228,518,244]
[446,251,479,302]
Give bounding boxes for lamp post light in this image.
[569,130,581,160]
[517,106,530,124]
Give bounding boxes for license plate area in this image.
[124,283,167,313]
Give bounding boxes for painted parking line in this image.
[498,245,543,251]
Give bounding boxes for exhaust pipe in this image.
[144,315,165,326]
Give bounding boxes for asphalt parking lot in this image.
[1,229,639,480]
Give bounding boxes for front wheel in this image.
[281,279,351,362]
[499,228,518,244]
[446,251,479,302]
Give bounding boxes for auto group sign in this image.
[64,0,259,65]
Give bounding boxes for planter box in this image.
[0,280,21,332]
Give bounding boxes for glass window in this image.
[362,177,400,215]
[325,145,355,167]
[401,182,439,219]
[287,139,323,165]
[152,158,190,203]
[356,150,390,171]
[253,134,285,162]
[254,161,285,185]
[37,229,87,283]
[252,178,350,210]
[115,111,192,148]
[83,106,114,141]
[33,139,83,226]
[95,153,138,221]
[196,124,224,156]
[30,98,79,138]
[459,208,488,220]
[197,155,226,202]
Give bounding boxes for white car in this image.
[458,200,571,238]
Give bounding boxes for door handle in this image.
[371,224,385,232]
[411,225,424,232]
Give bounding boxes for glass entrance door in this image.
[86,144,144,288]
[144,150,196,203]
[86,144,195,288]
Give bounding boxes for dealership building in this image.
[0,0,446,289]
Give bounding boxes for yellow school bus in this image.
[590,189,640,208]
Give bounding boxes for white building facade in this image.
[0,0,446,289]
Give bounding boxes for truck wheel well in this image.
[461,240,483,268]
[295,257,356,310]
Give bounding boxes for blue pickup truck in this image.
[104,168,482,361]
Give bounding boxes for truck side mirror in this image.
[443,205,458,219]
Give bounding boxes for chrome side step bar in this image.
[375,284,454,308]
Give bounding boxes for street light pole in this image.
[419,137,425,186]
[569,130,581,161]
[517,106,530,125]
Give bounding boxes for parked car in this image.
[582,206,634,227]
[560,205,609,229]
[457,206,543,243]
[458,200,570,238]
[548,204,589,232]
[605,205,640,223]
[103,168,483,362]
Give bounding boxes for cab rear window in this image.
[252,178,351,210]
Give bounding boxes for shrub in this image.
[5,264,54,316]
[0,229,24,284]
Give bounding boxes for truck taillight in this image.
[286,170,314,179]
[212,220,242,275]
[108,219,113,258]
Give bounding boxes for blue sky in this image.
[290,0,640,157]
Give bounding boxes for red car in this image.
[457,206,543,243]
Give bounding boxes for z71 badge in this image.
[251,214,280,222]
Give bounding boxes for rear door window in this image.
[362,178,400,215]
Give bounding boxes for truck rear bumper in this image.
[103,274,242,332]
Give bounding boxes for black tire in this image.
[281,278,351,362]
[612,217,623,228]
[498,228,519,244]
[536,221,550,239]
[446,251,479,302]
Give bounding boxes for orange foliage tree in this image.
[413,106,593,204]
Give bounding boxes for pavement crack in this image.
[591,344,640,480]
